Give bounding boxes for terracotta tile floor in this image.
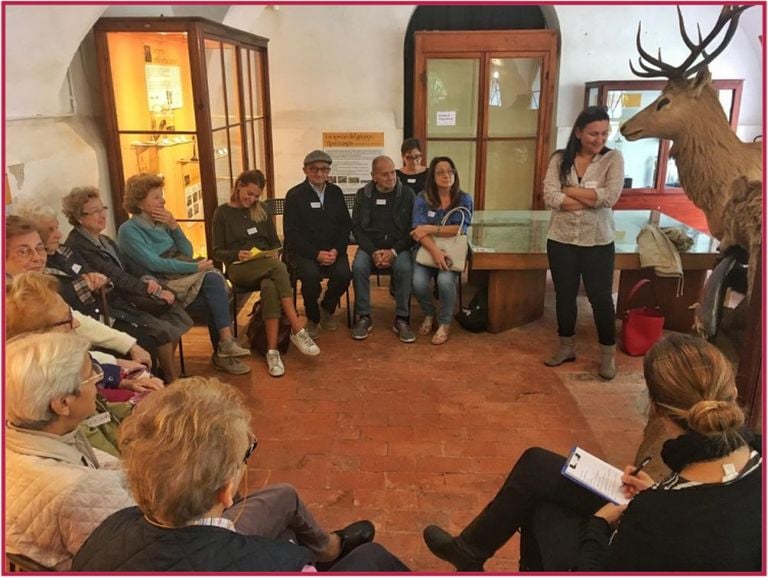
[178,275,649,572]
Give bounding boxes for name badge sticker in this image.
[376,199,387,206]
[427,210,436,218]
[246,227,258,235]
[407,178,416,184]
[86,412,112,428]
[71,263,82,274]
[584,181,599,190]
[310,202,322,209]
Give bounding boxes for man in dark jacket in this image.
[351,155,416,342]
[284,150,352,339]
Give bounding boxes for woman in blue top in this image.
[411,156,473,345]
[117,173,251,376]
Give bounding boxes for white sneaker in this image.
[212,354,251,375]
[218,338,251,358]
[290,328,320,356]
[266,350,285,377]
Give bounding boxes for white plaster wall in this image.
[3,3,763,239]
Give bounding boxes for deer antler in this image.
[629,5,750,79]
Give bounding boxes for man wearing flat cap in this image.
[284,150,352,339]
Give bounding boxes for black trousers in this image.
[458,447,606,570]
[546,239,616,345]
[328,543,410,572]
[290,254,352,323]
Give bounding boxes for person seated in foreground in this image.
[350,155,416,342]
[422,334,762,572]
[5,333,136,570]
[73,377,410,572]
[5,216,152,368]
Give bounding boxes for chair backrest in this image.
[264,197,286,216]
[6,552,54,572]
[343,193,356,213]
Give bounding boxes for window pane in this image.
[223,42,240,125]
[487,58,541,138]
[608,89,661,188]
[587,87,599,107]
[246,120,256,169]
[484,140,535,209]
[426,59,479,138]
[425,140,476,196]
[251,49,264,118]
[229,126,243,195]
[205,39,227,129]
[718,89,734,121]
[107,31,195,132]
[212,128,232,204]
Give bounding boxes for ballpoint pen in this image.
[630,456,652,477]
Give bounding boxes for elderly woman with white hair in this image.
[4,332,135,570]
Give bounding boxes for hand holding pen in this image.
[620,456,656,499]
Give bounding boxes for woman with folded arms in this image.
[212,169,319,378]
[423,334,761,572]
[117,173,251,376]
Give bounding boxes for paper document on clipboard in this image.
[561,446,629,505]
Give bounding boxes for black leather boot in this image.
[423,525,485,571]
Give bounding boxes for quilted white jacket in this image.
[5,424,135,570]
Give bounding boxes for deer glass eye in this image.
[656,97,670,111]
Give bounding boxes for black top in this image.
[352,180,415,256]
[72,506,314,572]
[396,169,427,194]
[211,203,280,266]
[284,179,351,260]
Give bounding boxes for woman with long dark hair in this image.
[541,106,624,379]
[410,156,473,345]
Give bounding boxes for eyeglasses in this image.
[243,435,259,464]
[306,166,331,174]
[404,154,423,160]
[79,360,105,389]
[14,245,47,259]
[51,308,75,330]
[81,205,108,216]
[435,169,456,177]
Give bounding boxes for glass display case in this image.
[584,79,742,195]
[94,17,273,257]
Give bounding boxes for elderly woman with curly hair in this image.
[117,173,251,376]
[73,377,409,572]
[5,332,136,570]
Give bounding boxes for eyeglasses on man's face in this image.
[14,244,47,260]
[306,165,331,174]
[243,435,259,464]
[51,308,75,330]
[81,205,108,217]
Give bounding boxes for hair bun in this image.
[687,399,744,436]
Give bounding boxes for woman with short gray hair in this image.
[5,332,135,570]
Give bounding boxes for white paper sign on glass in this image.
[436,111,457,126]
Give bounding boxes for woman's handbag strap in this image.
[626,278,660,308]
[440,206,471,236]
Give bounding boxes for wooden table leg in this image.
[486,269,547,333]
[617,269,707,333]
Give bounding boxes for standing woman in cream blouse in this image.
[542,106,624,379]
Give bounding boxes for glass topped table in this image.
[467,210,719,333]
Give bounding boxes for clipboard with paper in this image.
[561,446,629,505]
[232,247,281,265]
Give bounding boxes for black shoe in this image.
[423,525,485,571]
[316,520,375,570]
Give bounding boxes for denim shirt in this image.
[411,191,474,234]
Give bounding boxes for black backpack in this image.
[246,300,292,356]
[456,288,488,333]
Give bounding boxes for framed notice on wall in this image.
[145,64,184,111]
[322,132,384,195]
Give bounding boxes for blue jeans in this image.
[186,271,232,348]
[352,249,412,319]
[412,261,458,326]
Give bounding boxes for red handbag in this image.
[621,279,665,356]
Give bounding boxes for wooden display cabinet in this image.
[94,17,274,257]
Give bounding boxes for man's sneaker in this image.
[266,350,285,377]
[212,354,251,375]
[217,338,251,358]
[290,328,320,356]
[392,318,416,343]
[320,308,338,331]
[351,316,373,340]
[306,320,320,340]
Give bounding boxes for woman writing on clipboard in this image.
[421,334,762,571]
[212,170,319,377]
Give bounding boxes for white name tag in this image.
[407,178,416,183]
[427,210,436,218]
[376,199,387,206]
[310,202,322,209]
[86,411,112,428]
[584,181,598,189]
[246,226,258,235]
[71,263,82,274]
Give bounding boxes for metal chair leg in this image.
[178,338,187,377]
